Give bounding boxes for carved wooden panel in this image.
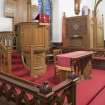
[33,26,45,47]
[66,16,87,39]
[64,15,104,49]
[70,38,83,47]
[21,24,32,46]
[65,16,88,48]
[95,13,104,48]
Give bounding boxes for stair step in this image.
[12,60,22,64]
[11,50,32,81]
[12,54,21,58]
[12,70,30,77]
[12,64,24,70]
[21,76,35,82]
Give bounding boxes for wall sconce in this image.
[74,0,81,15]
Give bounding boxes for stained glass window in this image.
[38,0,51,23]
[31,0,52,23]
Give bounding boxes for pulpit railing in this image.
[0,71,78,105]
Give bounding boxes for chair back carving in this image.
[53,49,62,63]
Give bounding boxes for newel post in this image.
[6,47,12,73]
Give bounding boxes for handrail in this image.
[0,71,40,89]
[0,71,78,105]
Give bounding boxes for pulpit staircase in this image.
[11,50,35,81]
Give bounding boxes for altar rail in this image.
[0,71,78,105]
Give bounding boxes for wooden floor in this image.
[0,96,16,105]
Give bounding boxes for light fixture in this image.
[74,0,81,15]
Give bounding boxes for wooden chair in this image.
[46,48,62,64]
[54,49,76,81]
[55,65,73,81]
[53,49,62,63]
[46,49,54,64]
[53,49,72,81]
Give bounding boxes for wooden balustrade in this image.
[0,32,16,48]
[0,43,12,73]
[0,31,16,73]
[0,71,78,105]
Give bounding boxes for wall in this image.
[0,0,4,17]
[0,0,28,24]
[52,0,61,42]
[0,0,13,31]
[52,0,75,42]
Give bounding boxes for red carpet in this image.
[77,69,105,105]
[11,51,60,86]
[89,87,105,105]
[11,51,35,81]
[11,51,105,105]
[33,64,60,86]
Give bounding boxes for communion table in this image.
[56,51,94,80]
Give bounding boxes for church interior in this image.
[0,0,105,105]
